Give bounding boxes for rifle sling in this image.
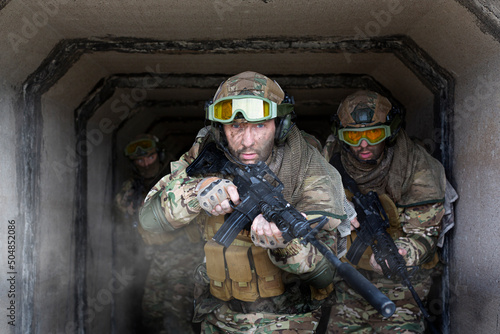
[329,153,371,265]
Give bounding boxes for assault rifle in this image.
[330,153,441,334]
[186,142,395,317]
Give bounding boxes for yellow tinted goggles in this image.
[207,95,278,123]
[124,138,156,157]
[338,125,391,146]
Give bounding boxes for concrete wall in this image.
[0,84,20,334]
[451,57,500,333]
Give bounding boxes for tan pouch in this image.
[226,245,259,302]
[421,252,440,270]
[251,245,285,298]
[310,282,334,301]
[378,193,403,239]
[205,240,232,301]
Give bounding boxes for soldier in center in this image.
[138,71,348,333]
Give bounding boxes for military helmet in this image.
[206,71,295,145]
[332,90,404,146]
[212,71,285,105]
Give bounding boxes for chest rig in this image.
[203,216,285,302]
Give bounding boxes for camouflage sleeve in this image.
[321,134,336,163]
[395,202,445,266]
[268,229,336,275]
[143,139,205,229]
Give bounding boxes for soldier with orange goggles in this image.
[323,91,451,334]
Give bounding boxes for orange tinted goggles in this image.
[124,138,156,157]
[338,125,391,146]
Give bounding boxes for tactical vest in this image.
[203,216,333,302]
[203,216,285,302]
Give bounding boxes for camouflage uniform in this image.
[115,162,205,334]
[141,124,347,334]
[114,171,163,332]
[141,226,205,334]
[323,128,447,334]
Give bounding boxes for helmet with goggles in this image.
[124,134,158,159]
[206,71,295,145]
[332,90,404,147]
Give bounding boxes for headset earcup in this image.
[275,114,293,146]
[387,106,405,144]
[158,149,166,162]
[330,113,341,138]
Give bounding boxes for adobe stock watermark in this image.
[342,0,404,63]
[51,64,164,182]
[420,72,500,156]
[8,0,71,53]
[213,0,243,21]
[47,267,134,334]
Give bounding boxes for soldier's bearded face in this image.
[133,152,160,178]
[349,139,385,162]
[223,119,275,165]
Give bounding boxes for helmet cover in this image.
[213,71,285,105]
[337,90,392,128]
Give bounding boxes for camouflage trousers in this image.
[142,233,205,334]
[327,269,435,334]
[201,303,322,334]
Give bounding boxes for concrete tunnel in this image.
[1,0,500,333]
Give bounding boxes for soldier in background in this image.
[115,134,204,333]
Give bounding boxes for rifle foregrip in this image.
[337,262,396,318]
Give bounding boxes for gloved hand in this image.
[250,214,288,249]
[369,248,409,275]
[196,177,240,216]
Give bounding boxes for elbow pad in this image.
[139,191,176,233]
[299,256,335,289]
